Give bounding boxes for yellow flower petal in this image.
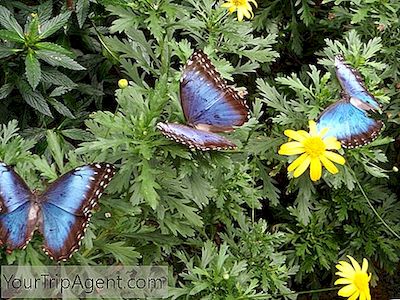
[241,7,251,19]
[278,142,305,155]
[319,127,329,137]
[237,9,244,21]
[221,2,233,7]
[249,0,258,7]
[287,153,308,172]
[360,292,366,300]
[320,155,339,174]
[336,261,356,276]
[334,278,353,285]
[361,258,368,273]
[347,255,361,272]
[309,120,317,136]
[348,292,360,300]
[324,151,345,165]
[324,136,342,150]
[293,155,311,178]
[338,284,358,297]
[310,157,322,181]
[284,129,309,141]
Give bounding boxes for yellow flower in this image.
[221,0,258,22]
[278,120,345,181]
[335,255,372,300]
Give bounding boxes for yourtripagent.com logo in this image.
[1,266,168,298]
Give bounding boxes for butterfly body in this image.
[158,50,248,150]
[0,162,115,261]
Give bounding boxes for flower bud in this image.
[118,79,128,89]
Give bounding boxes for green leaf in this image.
[0,6,24,39]
[26,13,40,43]
[61,129,93,141]
[39,11,72,39]
[16,81,52,117]
[0,29,24,43]
[25,51,41,90]
[46,130,64,170]
[101,242,140,265]
[137,160,160,209]
[0,45,18,58]
[76,0,90,28]
[41,68,76,87]
[48,98,75,118]
[0,83,14,99]
[49,86,73,97]
[35,42,74,57]
[36,50,85,70]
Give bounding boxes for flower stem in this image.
[349,164,400,240]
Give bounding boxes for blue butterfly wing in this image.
[335,55,380,111]
[0,163,37,251]
[39,163,116,261]
[157,122,236,151]
[316,98,383,148]
[180,50,248,132]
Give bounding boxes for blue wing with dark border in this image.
[0,162,37,252]
[39,163,116,261]
[157,122,236,151]
[180,50,248,132]
[335,55,381,111]
[316,96,383,148]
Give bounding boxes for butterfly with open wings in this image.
[157,50,249,151]
[0,162,115,261]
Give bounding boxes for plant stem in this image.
[349,164,400,240]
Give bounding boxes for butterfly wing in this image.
[316,97,383,148]
[180,50,248,132]
[157,122,236,151]
[334,55,380,111]
[39,163,116,261]
[0,163,37,251]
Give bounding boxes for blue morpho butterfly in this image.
[0,162,115,261]
[316,55,383,148]
[157,50,249,151]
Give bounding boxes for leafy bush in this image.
[0,0,399,299]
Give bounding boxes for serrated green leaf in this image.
[0,83,14,99]
[76,0,90,28]
[16,81,52,117]
[35,42,74,57]
[0,29,24,43]
[0,45,19,58]
[46,130,64,170]
[39,11,71,39]
[137,160,160,209]
[0,6,24,39]
[36,50,85,70]
[41,68,76,87]
[26,13,40,43]
[25,51,41,90]
[61,129,93,141]
[48,98,75,118]
[49,86,72,97]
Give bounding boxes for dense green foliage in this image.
[0,0,399,299]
